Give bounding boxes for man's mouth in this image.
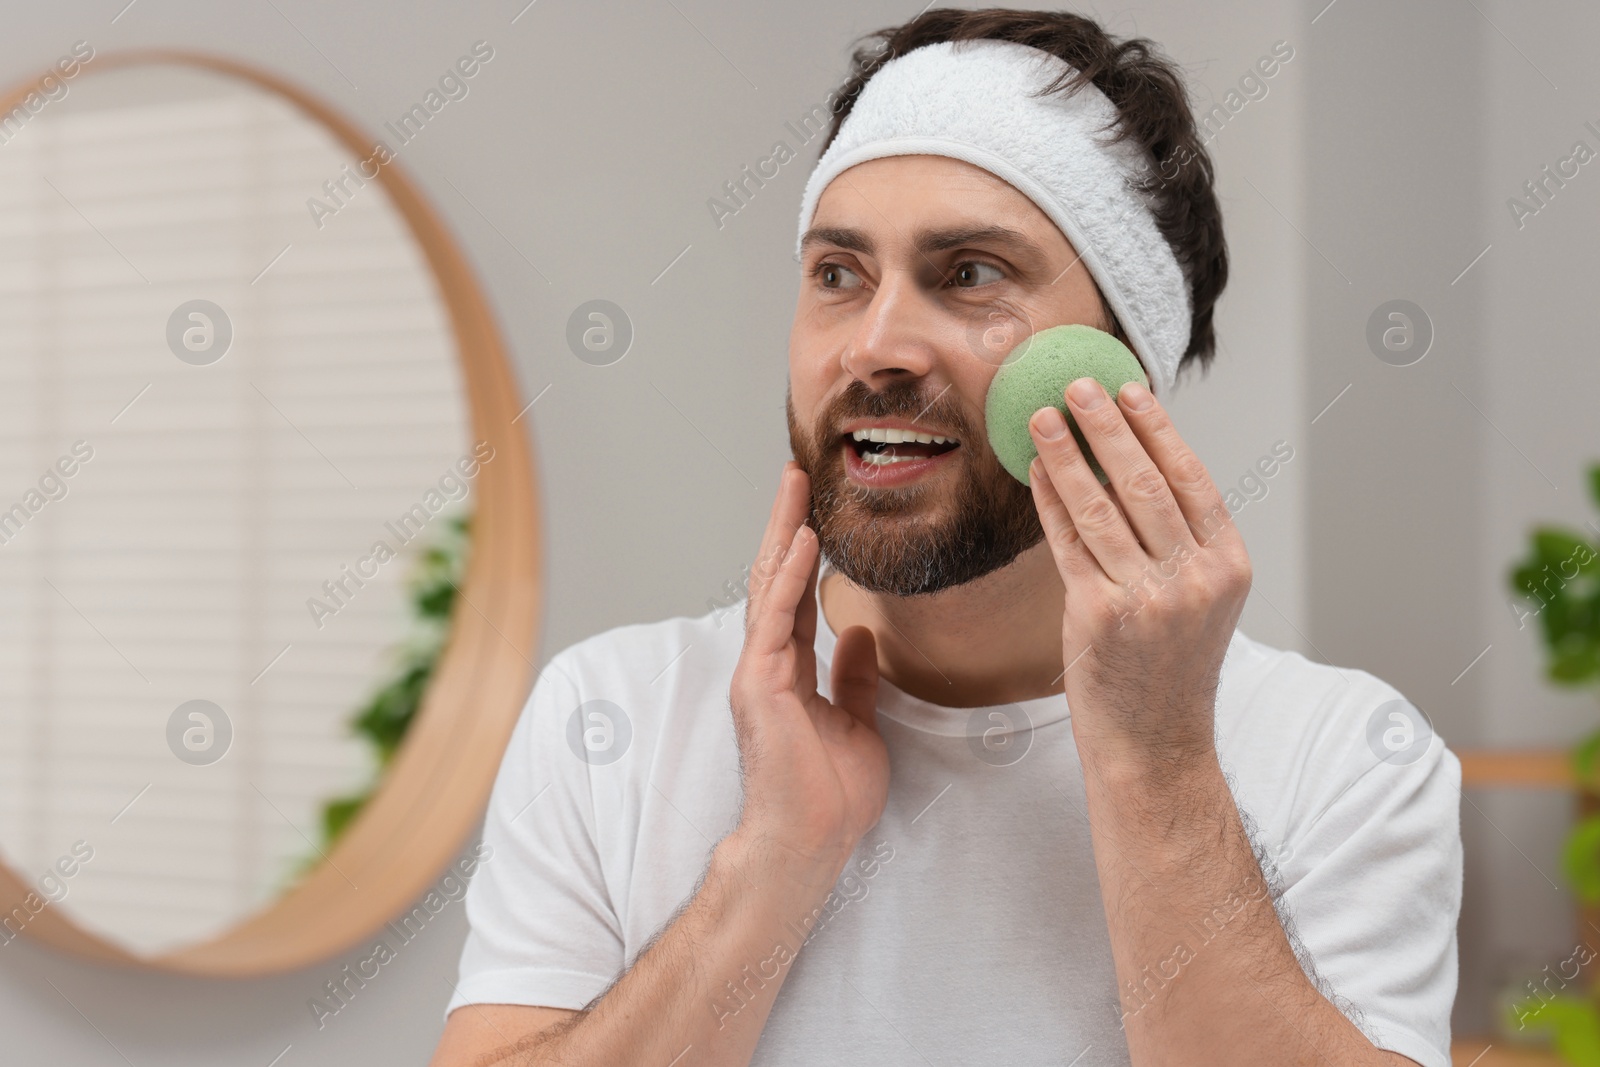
[842,426,962,466]
[834,422,964,487]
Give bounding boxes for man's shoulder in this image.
[1218,628,1459,779]
[507,601,749,790]
[544,597,749,699]
[1221,627,1423,727]
[1217,627,1460,816]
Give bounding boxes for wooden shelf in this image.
[1457,749,1572,789]
[1453,749,1581,1066]
[1453,1037,1564,1064]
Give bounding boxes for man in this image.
[431,10,1460,1066]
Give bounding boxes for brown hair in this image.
[817,7,1227,383]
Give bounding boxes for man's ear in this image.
[1101,301,1127,344]
[1099,304,1152,393]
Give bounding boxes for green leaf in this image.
[1573,730,1600,789]
[1589,462,1600,513]
[1543,602,1591,656]
[296,507,473,869]
[1517,994,1600,1066]
[350,661,434,764]
[1511,561,1545,601]
[322,793,368,842]
[1535,528,1596,572]
[1551,646,1600,686]
[416,581,456,619]
[1563,814,1600,903]
[1509,494,1600,689]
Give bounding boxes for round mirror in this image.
[0,51,539,974]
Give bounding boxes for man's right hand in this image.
[728,461,890,888]
[432,460,891,1067]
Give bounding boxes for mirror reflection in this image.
[0,61,476,955]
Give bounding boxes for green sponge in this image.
[984,324,1149,486]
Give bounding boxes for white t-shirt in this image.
[448,567,1461,1067]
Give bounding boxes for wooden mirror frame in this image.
[0,49,542,976]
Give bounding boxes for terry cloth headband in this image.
[794,38,1193,397]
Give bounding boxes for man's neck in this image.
[817,541,1068,708]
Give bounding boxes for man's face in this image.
[788,154,1120,597]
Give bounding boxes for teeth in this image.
[861,450,922,466]
[850,428,956,445]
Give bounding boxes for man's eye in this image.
[815,262,863,290]
[950,261,1005,288]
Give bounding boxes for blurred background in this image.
[0,0,1594,1064]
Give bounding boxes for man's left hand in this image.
[1026,376,1252,769]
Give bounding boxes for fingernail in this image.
[1032,406,1067,440]
[1120,381,1153,410]
[1068,377,1104,408]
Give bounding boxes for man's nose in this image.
[839,271,939,384]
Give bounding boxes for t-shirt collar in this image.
[811,558,1073,737]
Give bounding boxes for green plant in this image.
[287,512,471,881]
[1511,465,1600,690]
[1505,462,1600,1063]
[1517,996,1600,1065]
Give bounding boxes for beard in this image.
[786,378,1044,597]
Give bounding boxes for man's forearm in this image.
[1078,744,1395,1066]
[521,830,844,1067]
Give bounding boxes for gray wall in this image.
[1474,0,1599,1033]
[1302,0,1600,1035]
[0,0,1590,1059]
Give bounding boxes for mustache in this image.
[817,379,978,440]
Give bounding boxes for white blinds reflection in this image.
[0,73,472,954]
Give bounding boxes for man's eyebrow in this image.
[800,226,874,255]
[915,225,1044,261]
[799,224,1049,267]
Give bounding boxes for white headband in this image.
[795,38,1192,396]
